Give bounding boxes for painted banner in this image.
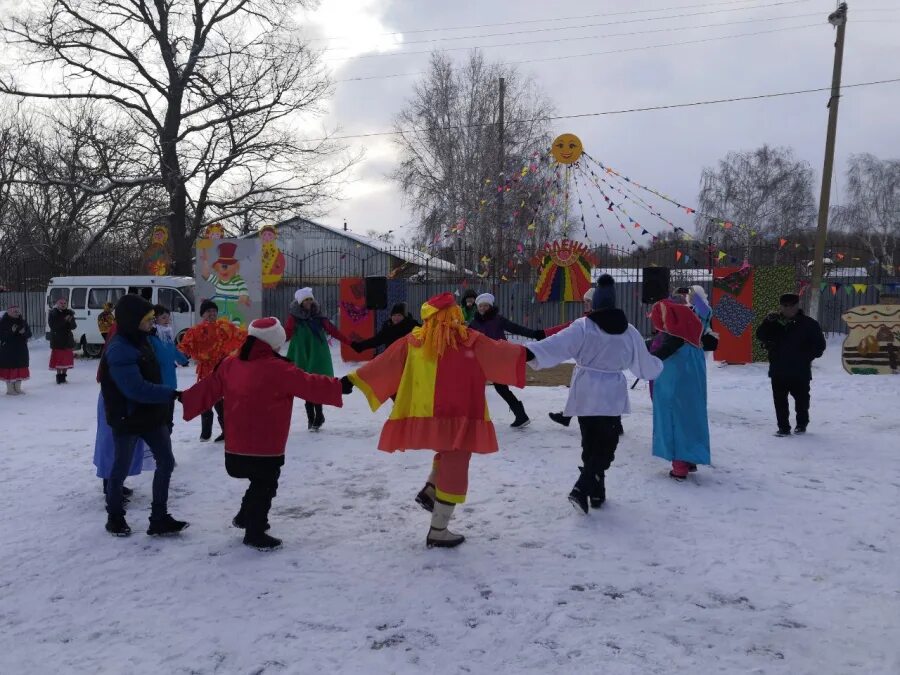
[711,266,754,364]
[842,305,900,374]
[195,238,262,329]
[751,266,797,362]
[339,277,375,362]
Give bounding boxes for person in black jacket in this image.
[0,304,32,395]
[468,293,545,428]
[351,303,420,355]
[756,293,826,436]
[99,294,188,537]
[48,298,77,383]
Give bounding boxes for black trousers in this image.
[493,383,522,414]
[225,453,284,535]
[574,416,621,497]
[771,377,811,431]
[559,414,623,435]
[200,400,224,438]
[304,401,323,425]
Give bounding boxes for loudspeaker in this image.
[365,276,388,310]
[642,267,670,304]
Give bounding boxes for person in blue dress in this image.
[649,296,711,480]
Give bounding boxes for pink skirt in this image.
[49,349,75,370]
[0,367,29,381]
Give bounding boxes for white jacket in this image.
[528,316,663,417]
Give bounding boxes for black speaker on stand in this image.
[365,276,388,310]
[642,267,670,304]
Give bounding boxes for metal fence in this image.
[3,241,898,337]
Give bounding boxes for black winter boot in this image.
[415,483,436,512]
[106,514,132,537]
[55,372,64,385]
[313,405,325,431]
[548,412,571,427]
[244,531,282,551]
[232,510,270,531]
[147,514,189,536]
[568,488,589,515]
[510,401,530,429]
[305,402,316,430]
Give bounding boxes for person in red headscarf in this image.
[649,298,710,480]
[343,292,526,549]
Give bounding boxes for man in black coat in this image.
[756,293,827,436]
[351,303,420,355]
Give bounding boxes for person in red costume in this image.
[181,317,344,551]
[343,292,526,549]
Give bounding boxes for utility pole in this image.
[496,76,505,282]
[809,2,848,323]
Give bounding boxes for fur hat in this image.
[475,293,495,307]
[248,317,287,351]
[199,299,218,316]
[592,274,616,311]
[294,287,315,304]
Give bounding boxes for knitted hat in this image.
[295,287,315,304]
[390,302,407,316]
[592,274,616,310]
[248,317,286,351]
[583,288,595,303]
[779,293,800,306]
[475,293,495,307]
[199,299,218,316]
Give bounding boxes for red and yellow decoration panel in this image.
[531,239,598,302]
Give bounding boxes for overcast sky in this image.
[296,0,900,247]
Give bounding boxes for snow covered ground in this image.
[1,339,898,674]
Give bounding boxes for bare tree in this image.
[832,154,900,271]
[393,51,558,268]
[695,145,817,253]
[1,0,354,273]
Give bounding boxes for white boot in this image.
[5,381,16,396]
[13,380,24,395]
[426,500,465,548]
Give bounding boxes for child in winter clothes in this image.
[0,304,31,395]
[181,317,344,550]
[345,292,526,548]
[285,287,351,431]
[178,300,246,441]
[97,302,115,343]
[351,302,420,355]
[467,293,545,428]
[649,298,711,480]
[48,298,77,383]
[526,275,663,513]
[460,289,478,323]
[150,304,190,432]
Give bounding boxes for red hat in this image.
[213,242,239,266]
[420,292,457,321]
[248,317,286,351]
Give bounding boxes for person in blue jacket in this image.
[150,304,190,432]
[99,294,188,537]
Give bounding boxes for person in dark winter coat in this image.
[468,293,545,428]
[48,298,77,383]
[755,293,826,436]
[0,304,32,395]
[181,317,344,550]
[351,303,420,355]
[460,289,478,323]
[150,304,190,432]
[99,294,187,538]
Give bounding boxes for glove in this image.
[766,312,780,322]
[173,390,182,402]
[535,330,546,340]
[351,341,363,353]
[340,376,354,395]
[525,348,535,362]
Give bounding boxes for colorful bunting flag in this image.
[779,238,787,249]
[675,250,683,262]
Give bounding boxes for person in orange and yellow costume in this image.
[178,299,246,441]
[343,291,526,549]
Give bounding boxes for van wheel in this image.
[82,339,103,358]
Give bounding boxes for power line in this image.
[320,0,814,52]
[334,23,822,83]
[308,0,809,44]
[323,12,823,63]
[302,77,900,143]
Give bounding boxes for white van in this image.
[46,276,196,357]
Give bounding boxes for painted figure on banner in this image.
[142,224,172,276]
[260,225,286,289]
[842,305,900,375]
[196,238,262,329]
[196,222,226,251]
